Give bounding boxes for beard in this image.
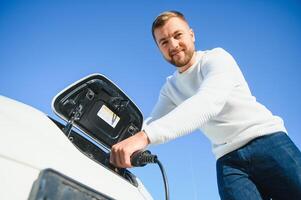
[165,47,195,68]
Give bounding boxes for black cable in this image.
[155,159,170,200]
[131,151,169,200]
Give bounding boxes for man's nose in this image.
[169,38,179,49]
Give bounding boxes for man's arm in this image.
[144,48,242,144]
[144,85,176,125]
[110,48,241,168]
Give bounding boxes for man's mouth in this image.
[170,49,183,57]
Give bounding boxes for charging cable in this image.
[131,151,169,200]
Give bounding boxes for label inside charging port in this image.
[97,105,120,128]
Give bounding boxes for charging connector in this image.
[131,151,169,200]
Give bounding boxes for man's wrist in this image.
[140,130,150,145]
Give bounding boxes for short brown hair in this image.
[151,10,188,42]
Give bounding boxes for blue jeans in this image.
[216,132,301,200]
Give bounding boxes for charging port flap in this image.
[52,74,143,149]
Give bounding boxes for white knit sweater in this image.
[144,48,287,159]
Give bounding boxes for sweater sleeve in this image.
[142,83,177,129]
[144,48,242,144]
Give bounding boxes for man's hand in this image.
[110,131,150,168]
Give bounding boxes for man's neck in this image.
[178,51,197,73]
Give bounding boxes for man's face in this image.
[154,17,196,70]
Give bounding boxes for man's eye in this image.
[161,41,167,46]
[175,33,182,39]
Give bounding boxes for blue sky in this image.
[1,1,300,199]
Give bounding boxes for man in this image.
[110,11,301,199]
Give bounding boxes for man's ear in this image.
[190,28,195,42]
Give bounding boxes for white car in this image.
[0,74,153,200]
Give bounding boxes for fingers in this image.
[109,131,150,168]
[110,144,132,168]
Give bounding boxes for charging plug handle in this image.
[130,150,169,200]
[130,150,157,167]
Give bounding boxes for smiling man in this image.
[154,16,196,72]
[110,11,301,199]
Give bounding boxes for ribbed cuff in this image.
[143,124,163,145]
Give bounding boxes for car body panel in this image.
[0,95,153,200]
